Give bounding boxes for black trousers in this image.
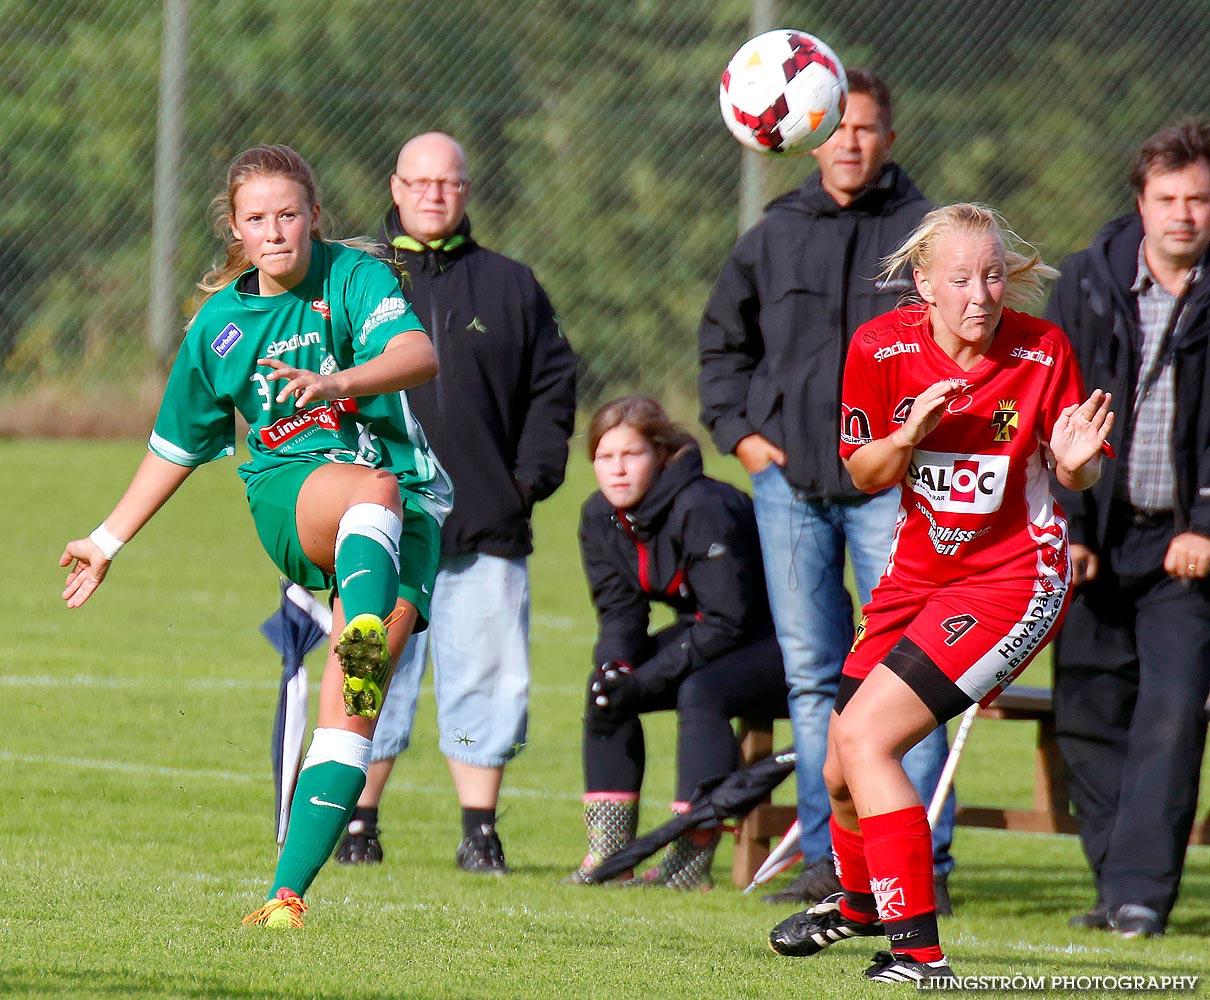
[1053,510,1210,921]
[583,625,789,802]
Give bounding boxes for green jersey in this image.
[151,240,452,523]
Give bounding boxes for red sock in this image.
[830,816,878,924]
[859,805,942,963]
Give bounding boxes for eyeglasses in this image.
[394,175,470,194]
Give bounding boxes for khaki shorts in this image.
[246,461,440,629]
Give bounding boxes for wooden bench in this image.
[955,684,1210,845]
[731,717,796,887]
[733,689,1210,887]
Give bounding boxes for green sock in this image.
[269,760,367,898]
[335,504,401,621]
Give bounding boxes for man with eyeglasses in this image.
[333,131,577,875]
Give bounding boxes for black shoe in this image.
[455,823,511,875]
[933,872,953,917]
[1111,904,1164,939]
[761,856,843,905]
[1068,903,1111,929]
[334,821,383,865]
[864,950,956,984]
[769,892,883,957]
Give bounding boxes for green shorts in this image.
[246,462,440,629]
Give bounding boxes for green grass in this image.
[3,438,1208,999]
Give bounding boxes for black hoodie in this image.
[698,164,931,501]
[1045,213,1210,549]
[578,445,774,697]
[378,208,578,558]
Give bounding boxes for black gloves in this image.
[585,660,641,734]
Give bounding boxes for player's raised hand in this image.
[893,379,966,449]
[59,538,112,608]
[1051,389,1113,478]
[258,357,337,408]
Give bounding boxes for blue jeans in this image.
[750,464,955,874]
[370,552,530,768]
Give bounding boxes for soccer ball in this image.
[719,29,848,156]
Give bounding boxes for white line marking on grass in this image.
[0,751,580,801]
[0,673,585,695]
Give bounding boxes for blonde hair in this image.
[191,144,378,313]
[881,203,1058,308]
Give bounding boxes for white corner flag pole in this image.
[927,703,979,829]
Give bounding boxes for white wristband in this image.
[89,522,126,560]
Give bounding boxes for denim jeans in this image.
[370,552,529,768]
[750,463,955,873]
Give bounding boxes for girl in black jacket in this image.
[570,396,787,888]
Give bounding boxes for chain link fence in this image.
[3,0,1210,434]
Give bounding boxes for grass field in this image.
[4,438,1209,1000]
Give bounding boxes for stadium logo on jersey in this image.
[211,323,242,358]
[990,399,1019,443]
[311,299,331,319]
[1010,346,1054,367]
[265,331,322,359]
[873,341,920,362]
[871,877,905,920]
[840,405,872,446]
[359,297,412,345]
[908,450,1009,513]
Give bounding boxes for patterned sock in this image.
[860,805,942,962]
[830,815,878,924]
[334,503,402,620]
[270,729,371,898]
[579,793,640,872]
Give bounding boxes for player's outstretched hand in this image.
[60,538,112,608]
[258,358,337,409]
[1050,389,1113,485]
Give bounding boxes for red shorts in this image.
[844,575,1069,711]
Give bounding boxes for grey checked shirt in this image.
[1127,240,1203,511]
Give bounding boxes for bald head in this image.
[395,132,466,177]
[390,132,470,243]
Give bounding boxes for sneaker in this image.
[241,888,307,929]
[768,892,883,957]
[337,613,389,718]
[864,950,956,984]
[334,820,383,865]
[456,824,511,875]
[934,872,953,917]
[762,855,843,905]
[1111,904,1164,939]
[1068,903,1111,929]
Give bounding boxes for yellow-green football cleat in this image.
[242,888,307,929]
[337,613,390,718]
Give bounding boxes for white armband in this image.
[89,522,126,560]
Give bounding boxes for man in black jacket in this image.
[1046,119,1210,938]
[335,132,577,874]
[698,70,954,908]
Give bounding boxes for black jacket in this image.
[379,208,578,558]
[578,446,774,697]
[698,164,931,501]
[1045,213,1210,549]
